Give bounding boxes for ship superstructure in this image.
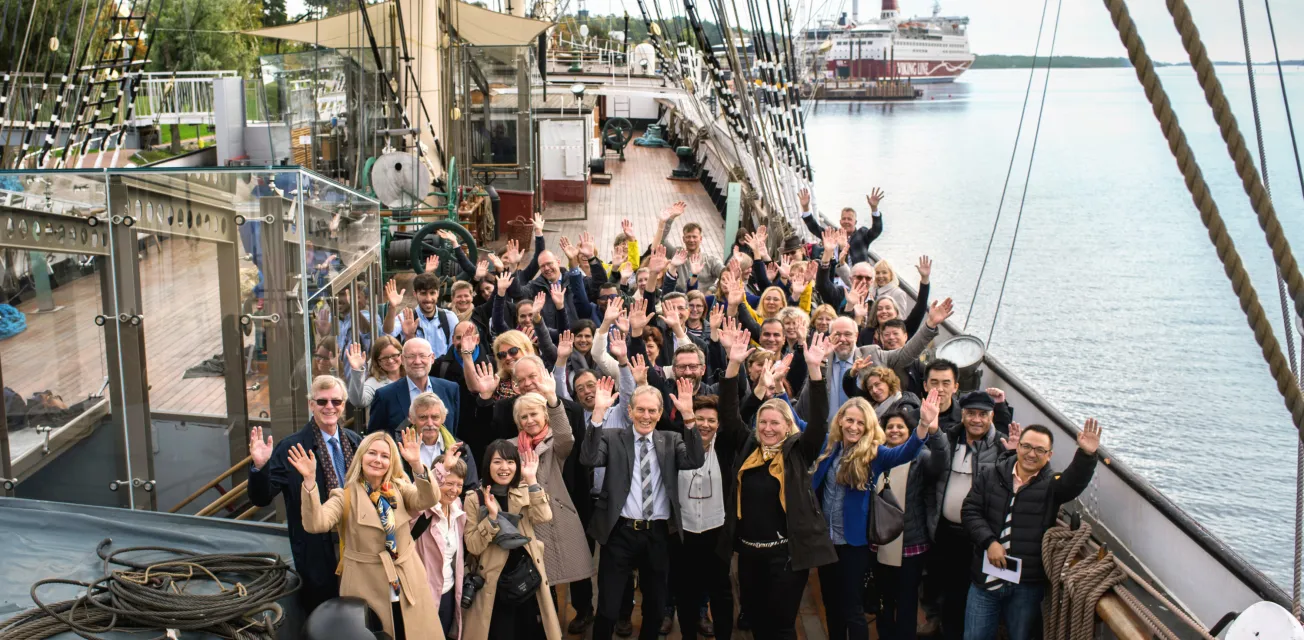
[808,0,974,83]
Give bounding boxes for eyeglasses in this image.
[314,398,345,407]
[600,294,621,301]
[313,352,333,361]
[852,275,874,281]
[497,346,522,360]
[1017,442,1051,456]
[688,468,713,499]
[379,354,402,363]
[404,353,434,361]
[673,363,704,371]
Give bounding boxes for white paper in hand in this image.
[981,554,1022,584]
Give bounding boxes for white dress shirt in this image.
[407,376,433,402]
[678,445,724,533]
[621,433,672,521]
[434,509,459,594]
[420,440,445,471]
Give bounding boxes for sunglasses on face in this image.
[314,398,345,407]
[497,346,522,360]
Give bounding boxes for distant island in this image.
[971,54,1304,69]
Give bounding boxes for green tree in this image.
[148,0,263,75]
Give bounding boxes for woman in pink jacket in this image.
[412,445,469,638]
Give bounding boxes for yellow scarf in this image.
[736,444,786,518]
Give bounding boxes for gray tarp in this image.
[0,498,303,638]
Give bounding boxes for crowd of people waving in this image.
[250,195,1103,640]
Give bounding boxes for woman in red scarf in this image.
[509,380,596,598]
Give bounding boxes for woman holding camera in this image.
[463,439,562,640]
[413,448,470,639]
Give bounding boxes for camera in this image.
[461,573,486,609]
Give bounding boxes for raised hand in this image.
[559,236,580,263]
[765,262,780,284]
[1078,418,1102,455]
[669,376,696,423]
[400,427,423,470]
[727,328,753,363]
[647,245,669,274]
[917,255,932,284]
[532,211,545,236]
[629,297,652,333]
[1001,422,1023,452]
[502,239,522,266]
[608,328,628,363]
[984,387,1006,404]
[805,332,831,370]
[592,376,617,417]
[777,254,793,282]
[620,218,635,240]
[472,362,498,397]
[619,262,635,282]
[708,304,724,335]
[659,201,687,222]
[578,231,596,260]
[556,330,574,364]
[440,442,464,474]
[496,271,513,297]
[460,329,479,355]
[770,352,794,384]
[867,187,886,212]
[346,342,367,371]
[475,259,489,280]
[487,252,505,272]
[520,449,540,485]
[662,304,682,333]
[926,297,955,328]
[689,254,704,275]
[287,444,317,482]
[531,291,547,323]
[919,389,941,435]
[399,308,418,340]
[850,356,874,376]
[670,248,687,269]
[629,353,649,386]
[615,310,630,335]
[550,282,567,309]
[385,278,405,308]
[314,305,333,338]
[425,254,440,274]
[250,426,274,469]
[537,362,558,403]
[482,488,500,518]
[799,187,811,211]
[820,228,837,263]
[437,229,461,249]
[603,296,625,326]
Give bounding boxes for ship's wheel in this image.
[603,118,635,161]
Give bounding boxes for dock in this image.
[803,79,922,101]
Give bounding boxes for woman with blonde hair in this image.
[871,259,910,317]
[719,333,836,640]
[345,335,404,409]
[508,383,595,594]
[489,330,537,400]
[810,304,838,337]
[292,428,443,640]
[810,391,940,640]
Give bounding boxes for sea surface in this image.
[804,66,1304,588]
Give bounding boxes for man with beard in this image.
[388,272,459,359]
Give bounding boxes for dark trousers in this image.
[488,590,544,640]
[670,528,733,640]
[439,589,457,638]
[736,546,809,640]
[931,522,974,640]
[875,552,927,640]
[391,602,406,640]
[570,534,599,617]
[817,544,871,640]
[593,519,670,640]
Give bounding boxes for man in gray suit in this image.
[581,377,706,640]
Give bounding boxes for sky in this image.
[570,0,1304,62]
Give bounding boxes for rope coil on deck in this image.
[1042,523,1126,640]
[1099,0,1304,436]
[0,540,300,640]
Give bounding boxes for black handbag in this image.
[496,549,542,605]
[869,475,906,545]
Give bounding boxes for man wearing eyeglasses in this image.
[247,375,362,614]
[367,337,461,439]
[960,420,1101,640]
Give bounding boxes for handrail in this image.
[195,480,248,517]
[235,505,262,521]
[169,455,253,513]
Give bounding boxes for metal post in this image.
[724,182,742,250]
[103,176,157,511]
[260,196,299,444]
[216,238,250,485]
[0,347,12,497]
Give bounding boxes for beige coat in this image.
[508,400,595,585]
[301,473,443,640]
[462,487,563,640]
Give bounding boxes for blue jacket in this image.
[811,432,927,547]
[367,376,461,437]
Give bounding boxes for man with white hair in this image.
[368,337,461,436]
[410,391,479,489]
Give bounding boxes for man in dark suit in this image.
[367,337,460,436]
[581,377,706,640]
[248,375,362,613]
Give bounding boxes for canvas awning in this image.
[243,0,552,49]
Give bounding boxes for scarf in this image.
[517,426,552,455]
[367,480,403,593]
[312,423,355,493]
[875,393,902,420]
[736,443,787,518]
[494,377,519,401]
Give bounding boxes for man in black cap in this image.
[929,388,1013,640]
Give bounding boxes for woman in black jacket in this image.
[716,331,837,640]
[873,408,951,640]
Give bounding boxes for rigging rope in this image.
[1098,0,1304,454]
[961,0,1052,333]
[1234,0,1304,621]
[985,0,1061,348]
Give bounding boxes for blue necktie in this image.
[831,360,849,420]
[328,438,347,486]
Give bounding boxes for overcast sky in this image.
[571,0,1304,62]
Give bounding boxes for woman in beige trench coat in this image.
[293,428,443,640]
[462,439,563,640]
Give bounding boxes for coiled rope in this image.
[1042,523,1126,640]
[0,540,300,640]
[1098,0,1304,435]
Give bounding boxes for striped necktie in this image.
[985,491,1017,590]
[639,437,653,519]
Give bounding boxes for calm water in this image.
[805,66,1304,587]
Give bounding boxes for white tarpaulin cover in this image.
[243,0,552,49]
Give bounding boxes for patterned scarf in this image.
[366,480,403,593]
[494,377,519,401]
[736,444,787,518]
[312,423,356,492]
[517,426,551,455]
